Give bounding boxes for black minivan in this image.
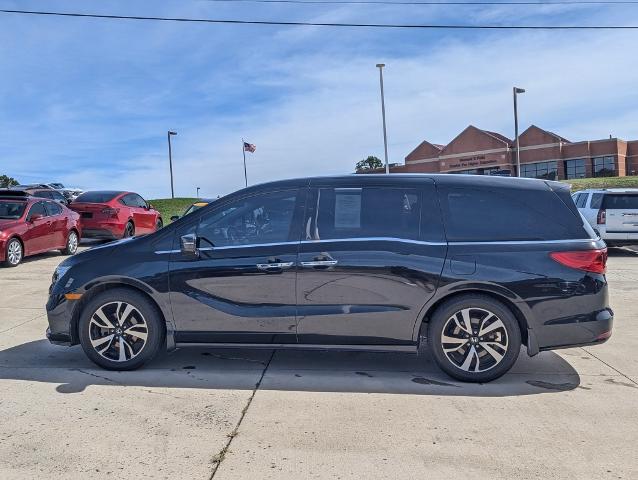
[46,174,612,382]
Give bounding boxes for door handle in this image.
[300,260,338,268]
[256,262,294,271]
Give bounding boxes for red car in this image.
[70,191,162,239]
[0,191,81,267]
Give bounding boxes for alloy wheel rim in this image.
[68,232,78,253]
[125,224,133,237]
[440,307,509,373]
[88,301,149,362]
[7,240,22,265]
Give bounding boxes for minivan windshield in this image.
[0,200,27,219]
[75,191,122,203]
[602,194,638,209]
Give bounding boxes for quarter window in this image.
[590,193,604,209]
[440,186,587,241]
[198,190,299,247]
[312,187,422,241]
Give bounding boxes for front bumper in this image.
[45,292,79,346]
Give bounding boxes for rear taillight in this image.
[550,248,607,274]
[597,209,606,225]
[101,207,119,218]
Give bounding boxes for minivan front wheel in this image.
[78,288,164,370]
[428,295,521,383]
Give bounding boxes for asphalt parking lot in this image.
[1,246,637,479]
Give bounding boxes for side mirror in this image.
[180,233,198,256]
[29,213,44,222]
[170,215,180,222]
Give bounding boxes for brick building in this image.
[377,125,638,180]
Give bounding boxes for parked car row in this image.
[12,182,84,203]
[0,189,161,267]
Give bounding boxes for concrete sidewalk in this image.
[1,247,636,479]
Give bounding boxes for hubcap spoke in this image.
[454,309,473,335]
[460,345,479,371]
[92,308,115,329]
[91,334,114,352]
[442,334,468,353]
[480,342,505,364]
[125,325,148,341]
[479,318,505,337]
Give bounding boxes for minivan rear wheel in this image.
[427,294,521,383]
[78,288,164,370]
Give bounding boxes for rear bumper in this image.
[599,230,638,246]
[81,227,121,239]
[534,307,613,352]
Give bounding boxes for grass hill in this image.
[149,198,198,223]
[563,176,638,192]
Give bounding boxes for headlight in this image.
[52,265,72,285]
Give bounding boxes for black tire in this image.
[78,288,164,370]
[61,230,79,255]
[155,218,163,231]
[3,237,23,267]
[427,294,521,383]
[123,221,135,238]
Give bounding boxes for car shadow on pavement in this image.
[0,339,583,397]
[607,246,638,257]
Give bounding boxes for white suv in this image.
[573,188,638,246]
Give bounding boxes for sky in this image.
[0,0,637,199]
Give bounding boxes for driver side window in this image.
[198,190,299,248]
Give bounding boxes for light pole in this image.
[167,130,177,198]
[376,63,389,174]
[513,87,525,177]
[196,186,200,198]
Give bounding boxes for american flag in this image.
[243,142,256,153]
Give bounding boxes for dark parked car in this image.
[23,188,69,205]
[0,190,81,267]
[46,175,611,382]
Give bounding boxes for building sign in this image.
[448,155,498,170]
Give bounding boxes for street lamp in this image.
[513,87,525,177]
[167,130,177,198]
[376,63,389,174]
[196,186,200,198]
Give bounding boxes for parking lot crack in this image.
[209,349,275,479]
[580,347,638,386]
[71,368,119,384]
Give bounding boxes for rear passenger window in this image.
[45,202,62,216]
[590,193,604,209]
[440,187,588,242]
[576,193,589,208]
[312,187,425,241]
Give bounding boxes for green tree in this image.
[355,156,383,172]
[0,175,19,188]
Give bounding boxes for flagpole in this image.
[242,138,248,187]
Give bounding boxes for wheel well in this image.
[70,283,166,344]
[419,290,529,347]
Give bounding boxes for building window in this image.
[451,169,479,175]
[520,161,558,180]
[593,156,616,177]
[565,159,586,179]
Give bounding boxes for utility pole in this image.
[376,64,389,174]
[167,130,177,198]
[513,87,525,177]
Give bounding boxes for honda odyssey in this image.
[46,175,612,382]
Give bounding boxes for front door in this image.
[169,188,305,344]
[296,179,447,346]
[23,201,52,254]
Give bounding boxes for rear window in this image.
[439,186,589,242]
[0,201,27,219]
[75,191,120,203]
[602,194,638,210]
